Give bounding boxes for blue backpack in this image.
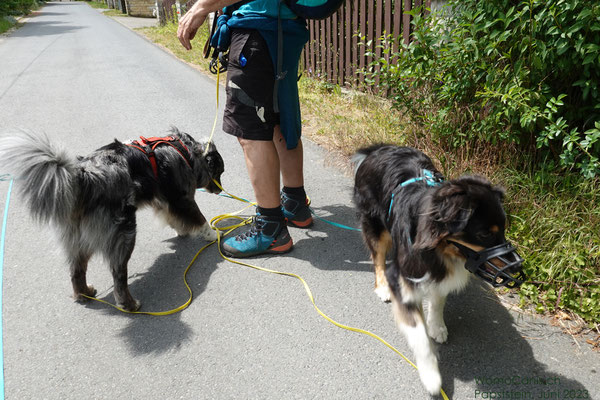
[284,0,345,20]
[222,0,345,20]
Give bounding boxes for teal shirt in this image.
[233,0,298,20]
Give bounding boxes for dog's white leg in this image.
[392,298,442,396]
[374,284,392,303]
[153,199,217,241]
[426,291,448,344]
[403,322,442,396]
[194,222,217,241]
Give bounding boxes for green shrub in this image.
[366,0,600,177]
[503,169,600,324]
[0,0,40,17]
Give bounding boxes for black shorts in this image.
[222,29,279,141]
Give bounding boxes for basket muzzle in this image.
[448,240,525,288]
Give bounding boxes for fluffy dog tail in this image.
[0,130,77,224]
[351,143,386,176]
[351,152,367,176]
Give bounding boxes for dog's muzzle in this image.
[448,241,525,288]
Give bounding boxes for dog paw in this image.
[201,227,218,241]
[374,285,392,303]
[427,322,448,344]
[118,299,141,312]
[418,357,442,396]
[197,224,217,241]
[74,285,97,302]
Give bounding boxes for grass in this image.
[298,79,409,161]
[0,17,16,35]
[503,171,600,325]
[134,20,600,333]
[83,0,109,9]
[140,19,212,74]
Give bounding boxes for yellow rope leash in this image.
[203,60,220,156]
[80,58,450,398]
[79,239,213,316]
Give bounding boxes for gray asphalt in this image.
[0,2,598,399]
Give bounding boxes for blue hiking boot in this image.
[281,190,313,228]
[221,214,293,258]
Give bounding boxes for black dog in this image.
[353,144,523,395]
[0,127,224,311]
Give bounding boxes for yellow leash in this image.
[79,239,213,316]
[203,60,221,156]
[80,58,450,398]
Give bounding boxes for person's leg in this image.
[238,138,280,208]
[221,135,293,258]
[274,127,313,228]
[273,126,303,188]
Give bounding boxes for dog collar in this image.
[387,169,443,221]
[125,136,192,179]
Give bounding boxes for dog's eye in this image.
[477,231,494,241]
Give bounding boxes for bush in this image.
[366,0,600,177]
[0,0,39,17]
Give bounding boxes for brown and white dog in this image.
[0,127,224,312]
[353,144,523,395]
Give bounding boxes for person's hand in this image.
[177,6,207,50]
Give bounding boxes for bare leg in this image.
[238,137,280,208]
[273,126,304,188]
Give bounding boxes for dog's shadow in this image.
[292,204,590,398]
[86,235,220,356]
[83,203,590,396]
[439,280,590,398]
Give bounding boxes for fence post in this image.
[175,0,181,20]
[155,0,166,24]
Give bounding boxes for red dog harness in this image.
[125,136,192,178]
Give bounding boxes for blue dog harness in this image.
[387,169,443,221]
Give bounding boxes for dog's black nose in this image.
[206,181,222,194]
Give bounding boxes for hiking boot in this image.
[221,214,293,258]
[281,190,313,228]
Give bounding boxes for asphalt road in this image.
[0,2,598,399]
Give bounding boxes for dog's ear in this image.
[492,185,505,203]
[435,182,473,233]
[414,182,473,249]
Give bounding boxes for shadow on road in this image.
[10,20,82,37]
[440,280,590,398]
[293,203,370,273]
[83,201,590,396]
[86,235,221,356]
[288,203,591,398]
